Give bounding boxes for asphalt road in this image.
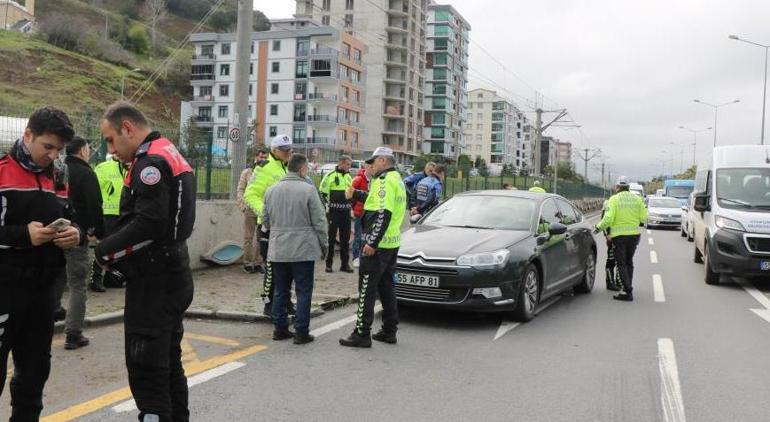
[5,223,770,421]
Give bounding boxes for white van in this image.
[691,145,770,284]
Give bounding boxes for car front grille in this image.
[746,236,770,254]
[395,284,454,301]
[395,264,458,276]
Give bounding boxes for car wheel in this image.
[680,225,687,237]
[574,253,596,294]
[693,241,703,263]
[511,264,539,322]
[687,226,694,242]
[704,241,720,285]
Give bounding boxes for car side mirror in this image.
[693,193,710,212]
[681,205,688,211]
[548,222,568,236]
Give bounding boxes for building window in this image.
[345,0,354,10]
[477,93,483,98]
[270,105,278,116]
[475,134,482,141]
[321,15,330,25]
[353,48,361,62]
[221,43,231,55]
[271,83,279,94]
[250,42,254,54]
[322,0,330,10]
[272,40,281,51]
[249,63,253,75]
[344,14,353,27]
[272,62,280,73]
[296,60,308,78]
[219,84,229,97]
[269,126,277,137]
[220,64,230,76]
[199,86,212,97]
[477,113,483,120]
[476,124,482,130]
[249,84,253,96]
[218,105,228,118]
[293,103,306,122]
[217,127,227,139]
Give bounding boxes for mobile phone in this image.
[47,218,71,231]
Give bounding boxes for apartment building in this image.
[423,2,470,159]
[555,140,572,166]
[464,88,518,169]
[515,110,534,172]
[295,0,428,163]
[539,135,557,172]
[183,18,366,163]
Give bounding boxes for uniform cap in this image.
[270,134,293,150]
[616,176,629,186]
[365,147,394,164]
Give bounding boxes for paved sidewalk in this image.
[61,260,360,318]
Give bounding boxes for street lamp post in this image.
[679,126,712,167]
[729,35,769,145]
[693,99,740,147]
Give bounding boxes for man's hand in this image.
[28,222,56,246]
[53,226,80,249]
[362,244,376,257]
[345,186,354,200]
[410,207,419,216]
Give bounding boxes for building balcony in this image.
[386,19,409,33]
[387,0,409,17]
[383,105,405,119]
[310,46,338,57]
[190,74,214,83]
[383,89,406,101]
[307,93,339,102]
[295,137,339,150]
[384,71,407,84]
[193,115,213,127]
[385,55,408,67]
[192,53,216,62]
[191,95,215,103]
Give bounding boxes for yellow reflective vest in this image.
[596,191,648,237]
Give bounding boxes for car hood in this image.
[648,207,680,215]
[399,224,531,258]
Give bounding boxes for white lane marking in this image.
[648,237,655,245]
[112,362,247,413]
[647,229,652,235]
[653,274,666,302]
[735,279,770,323]
[310,304,382,337]
[650,251,658,263]
[494,321,520,341]
[0,314,7,324]
[658,338,687,422]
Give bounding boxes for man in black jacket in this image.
[0,107,81,420]
[54,136,105,350]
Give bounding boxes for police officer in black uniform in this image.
[96,102,196,422]
[0,107,81,420]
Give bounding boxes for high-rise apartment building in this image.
[464,88,518,170]
[182,19,366,163]
[295,0,428,163]
[423,2,470,159]
[555,140,572,167]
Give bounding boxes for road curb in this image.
[54,310,124,334]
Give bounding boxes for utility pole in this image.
[576,147,601,183]
[601,162,606,199]
[229,0,253,199]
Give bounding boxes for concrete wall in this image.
[189,200,243,270]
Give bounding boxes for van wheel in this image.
[703,242,720,285]
[687,227,694,242]
[693,242,703,263]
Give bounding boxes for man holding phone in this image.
[0,107,81,420]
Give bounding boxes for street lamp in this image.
[729,35,769,145]
[679,126,712,167]
[121,68,142,100]
[693,99,740,147]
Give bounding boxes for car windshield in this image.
[648,198,680,208]
[716,168,770,209]
[666,186,693,199]
[420,195,536,231]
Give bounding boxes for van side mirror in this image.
[693,193,710,212]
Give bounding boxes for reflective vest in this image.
[596,191,648,237]
[94,159,127,217]
[363,169,406,249]
[529,186,546,193]
[319,168,353,210]
[243,153,287,224]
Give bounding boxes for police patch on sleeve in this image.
[139,166,161,186]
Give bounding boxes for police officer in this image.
[0,107,81,420]
[403,161,435,209]
[601,199,620,291]
[319,155,354,273]
[340,147,406,348]
[244,135,293,317]
[595,176,647,301]
[96,102,196,422]
[91,153,129,291]
[411,164,445,217]
[528,180,546,193]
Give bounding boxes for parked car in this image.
[681,192,696,241]
[646,197,682,229]
[655,189,665,197]
[318,163,337,176]
[692,145,770,284]
[395,190,597,322]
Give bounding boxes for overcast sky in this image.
[256,0,770,182]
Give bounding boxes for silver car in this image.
[646,197,682,229]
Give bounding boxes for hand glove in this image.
[592,226,601,235]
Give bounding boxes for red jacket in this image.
[351,169,369,218]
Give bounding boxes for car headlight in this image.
[715,215,745,232]
[457,250,510,267]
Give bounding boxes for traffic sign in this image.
[229,127,241,142]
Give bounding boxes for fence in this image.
[443,173,610,200]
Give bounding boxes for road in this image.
[5,223,770,421]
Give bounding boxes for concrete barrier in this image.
[189,200,243,271]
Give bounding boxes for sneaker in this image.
[372,329,397,344]
[352,258,360,268]
[340,266,355,274]
[613,292,634,302]
[273,328,294,341]
[293,333,315,345]
[253,265,265,274]
[263,302,272,317]
[53,308,67,322]
[64,333,90,350]
[243,265,253,274]
[287,301,297,316]
[339,331,372,348]
[605,283,620,292]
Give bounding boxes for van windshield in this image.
[666,186,693,199]
[716,168,770,210]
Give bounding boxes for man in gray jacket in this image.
[263,154,328,344]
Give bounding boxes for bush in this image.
[39,15,88,52]
[125,24,150,55]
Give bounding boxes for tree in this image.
[143,0,168,49]
[126,23,150,55]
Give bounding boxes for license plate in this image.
[396,272,440,288]
[761,261,770,271]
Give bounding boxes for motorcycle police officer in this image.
[0,107,81,420]
[96,102,196,422]
[411,164,445,217]
[341,147,406,348]
[319,155,354,273]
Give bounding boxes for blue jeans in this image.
[271,261,315,335]
[351,217,364,259]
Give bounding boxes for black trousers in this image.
[354,248,399,337]
[0,273,56,422]
[327,211,351,269]
[605,238,618,287]
[611,235,640,294]
[259,226,273,303]
[122,246,194,422]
